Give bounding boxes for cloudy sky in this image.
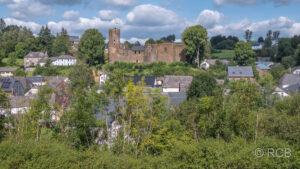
[1,0,300,43]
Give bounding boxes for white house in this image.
[252,43,263,50]
[0,68,17,77]
[292,66,300,75]
[272,87,289,98]
[99,72,108,85]
[51,55,77,66]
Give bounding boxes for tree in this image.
[264,30,272,48]
[7,52,17,66]
[281,56,296,68]
[15,42,28,58]
[0,18,6,33]
[145,38,156,45]
[134,41,141,46]
[234,41,255,65]
[296,44,300,65]
[277,38,294,62]
[273,31,280,40]
[258,36,264,43]
[291,35,300,49]
[124,41,132,48]
[52,28,70,56]
[187,72,217,99]
[244,29,252,42]
[182,25,208,67]
[160,34,175,43]
[37,26,54,56]
[78,29,105,65]
[17,27,34,42]
[13,68,26,76]
[68,62,95,91]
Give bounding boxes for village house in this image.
[256,63,270,76]
[252,43,264,50]
[227,66,254,81]
[24,52,48,68]
[291,66,300,75]
[279,74,300,91]
[127,76,158,88]
[8,96,34,115]
[272,87,289,98]
[0,68,17,77]
[162,75,193,93]
[51,55,77,66]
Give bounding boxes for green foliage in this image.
[51,28,70,56]
[15,42,28,58]
[187,72,217,99]
[104,62,201,77]
[37,26,55,56]
[33,64,59,76]
[182,25,208,66]
[7,52,17,66]
[234,41,255,65]
[145,38,156,45]
[281,55,296,68]
[277,38,294,62]
[295,44,300,66]
[78,29,105,65]
[211,49,235,59]
[160,34,175,43]
[270,65,289,81]
[13,68,26,76]
[67,62,95,91]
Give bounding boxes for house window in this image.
[164,47,168,52]
[135,51,137,54]
[139,51,140,54]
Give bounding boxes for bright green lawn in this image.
[0,58,24,68]
[211,50,235,60]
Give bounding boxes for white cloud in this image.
[62,10,80,20]
[120,37,148,44]
[213,0,300,6]
[98,10,119,20]
[7,0,54,19]
[4,17,42,32]
[126,4,184,26]
[207,16,300,38]
[103,0,137,8]
[195,10,225,28]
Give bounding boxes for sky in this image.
[1,0,300,43]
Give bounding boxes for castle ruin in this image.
[108,28,186,63]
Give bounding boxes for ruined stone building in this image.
[108,28,186,63]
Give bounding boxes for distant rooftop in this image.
[228,66,254,78]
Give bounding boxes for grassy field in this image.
[211,50,235,60]
[0,58,24,68]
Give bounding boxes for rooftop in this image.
[24,52,48,58]
[228,66,254,78]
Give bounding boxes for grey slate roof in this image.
[291,66,300,72]
[51,55,76,61]
[27,76,45,83]
[45,76,67,88]
[162,76,193,92]
[132,46,145,51]
[13,77,32,89]
[24,52,48,58]
[228,66,254,78]
[69,36,79,42]
[282,83,300,94]
[126,76,156,87]
[279,74,300,88]
[0,68,17,72]
[9,96,34,108]
[0,77,24,96]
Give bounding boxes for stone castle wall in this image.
[108,28,185,63]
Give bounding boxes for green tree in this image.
[67,62,95,91]
[0,18,6,33]
[296,44,300,65]
[52,28,70,56]
[78,29,105,65]
[234,41,255,65]
[124,41,132,48]
[244,29,252,42]
[37,26,54,56]
[182,25,208,67]
[187,72,217,99]
[281,56,296,68]
[7,52,17,66]
[13,68,26,76]
[277,38,294,62]
[17,27,34,42]
[145,38,156,45]
[15,42,28,58]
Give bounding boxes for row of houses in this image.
[24,52,77,67]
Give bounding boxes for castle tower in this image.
[108,28,120,63]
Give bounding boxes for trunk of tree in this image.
[255,112,259,145]
[197,48,200,68]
